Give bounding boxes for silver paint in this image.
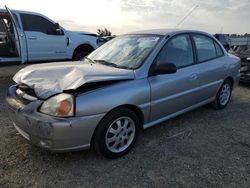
[6,29,241,152]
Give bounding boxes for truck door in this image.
[5,6,27,63]
[19,13,69,61]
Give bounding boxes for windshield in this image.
[87,35,161,69]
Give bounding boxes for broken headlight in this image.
[39,93,74,117]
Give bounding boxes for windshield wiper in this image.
[94,59,117,67]
[83,56,95,64]
[94,59,131,69]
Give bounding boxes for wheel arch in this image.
[117,104,145,126]
[90,104,144,147]
[225,76,234,87]
[216,76,234,95]
[72,43,95,59]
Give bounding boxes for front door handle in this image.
[190,74,198,80]
[28,36,37,40]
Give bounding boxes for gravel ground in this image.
[0,77,250,188]
[0,65,27,78]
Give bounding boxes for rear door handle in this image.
[28,36,37,40]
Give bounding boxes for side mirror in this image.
[54,23,64,35]
[154,62,177,75]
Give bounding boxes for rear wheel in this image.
[93,108,140,158]
[212,79,232,109]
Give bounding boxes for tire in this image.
[212,79,232,110]
[72,51,89,61]
[93,107,140,159]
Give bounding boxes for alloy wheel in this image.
[105,117,136,153]
[219,83,231,106]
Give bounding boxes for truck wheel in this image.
[73,51,89,61]
[212,79,232,110]
[93,107,140,159]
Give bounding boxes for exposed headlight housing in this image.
[39,93,74,117]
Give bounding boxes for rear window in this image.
[193,34,217,62]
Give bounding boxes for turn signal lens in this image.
[57,99,73,116]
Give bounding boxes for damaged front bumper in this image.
[6,85,105,152]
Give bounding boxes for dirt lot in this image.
[0,65,27,79]
[0,77,250,188]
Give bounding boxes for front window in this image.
[156,34,194,68]
[20,14,58,35]
[87,35,161,69]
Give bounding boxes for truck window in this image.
[20,13,57,35]
[0,19,5,32]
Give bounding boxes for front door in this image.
[19,13,68,61]
[5,6,27,63]
[149,34,200,123]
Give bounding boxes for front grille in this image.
[16,84,38,102]
[18,84,37,97]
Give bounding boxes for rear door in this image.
[149,34,201,123]
[5,6,27,63]
[192,34,227,101]
[19,13,68,61]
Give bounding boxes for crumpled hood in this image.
[67,30,97,38]
[73,31,97,37]
[13,61,135,99]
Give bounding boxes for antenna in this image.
[220,27,224,34]
[175,5,199,28]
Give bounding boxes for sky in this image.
[0,0,249,35]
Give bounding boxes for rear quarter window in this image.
[214,42,224,57]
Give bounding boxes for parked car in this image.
[0,6,99,64]
[240,58,250,82]
[6,29,240,158]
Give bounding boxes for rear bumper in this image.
[6,85,105,152]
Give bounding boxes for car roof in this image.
[0,8,44,17]
[128,28,211,37]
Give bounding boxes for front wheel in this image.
[93,108,140,159]
[212,79,232,109]
[72,51,89,61]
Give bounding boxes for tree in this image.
[97,28,112,37]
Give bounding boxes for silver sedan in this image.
[6,29,240,158]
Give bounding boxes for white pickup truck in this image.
[0,6,99,64]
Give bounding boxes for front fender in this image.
[75,79,151,123]
[68,31,99,49]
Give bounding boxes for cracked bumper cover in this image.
[6,85,105,152]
